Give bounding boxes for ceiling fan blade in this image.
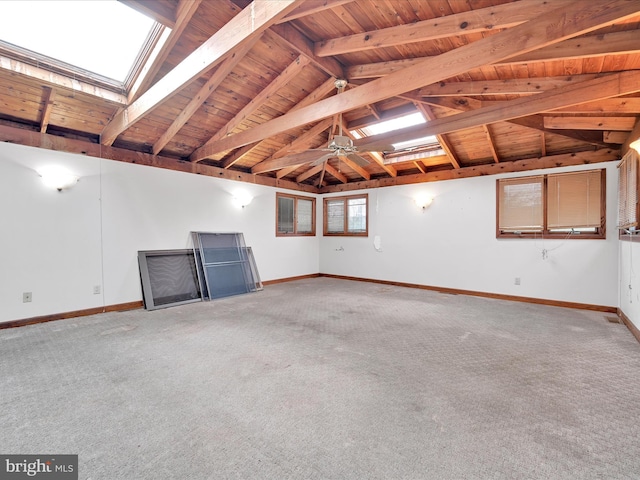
[346,153,370,167]
[310,152,337,167]
[251,149,331,174]
[358,143,395,152]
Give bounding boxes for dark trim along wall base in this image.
[320,274,617,313]
[0,301,143,330]
[618,308,640,344]
[262,273,321,286]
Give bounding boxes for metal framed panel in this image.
[138,249,202,310]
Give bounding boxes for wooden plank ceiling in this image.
[1,0,640,193]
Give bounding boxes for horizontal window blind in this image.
[326,199,345,233]
[498,176,544,232]
[618,150,638,229]
[547,170,601,229]
[296,199,313,233]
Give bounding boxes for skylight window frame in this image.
[350,110,443,160]
[0,10,165,94]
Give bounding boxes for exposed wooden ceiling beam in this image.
[543,116,637,131]
[422,96,612,147]
[221,142,261,169]
[549,98,640,114]
[190,0,640,162]
[604,131,628,144]
[339,156,370,180]
[483,125,500,163]
[118,0,176,28]
[419,74,598,97]
[314,0,568,57]
[252,150,329,174]
[101,0,303,146]
[414,102,460,169]
[509,115,610,146]
[268,25,344,79]
[270,118,332,160]
[222,78,336,169]
[345,29,640,80]
[357,70,640,150]
[296,163,324,183]
[325,162,348,183]
[621,118,640,156]
[199,55,311,151]
[128,0,203,102]
[153,36,260,156]
[276,164,302,179]
[505,28,640,64]
[280,0,354,23]
[39,87,55,134]
[319,149,619,193]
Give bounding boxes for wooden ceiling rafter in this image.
[127,0,204,103]
[100,0,304,146]
[197,54,311,154]
[356,70,640,150]
[153,35,261,156]
[39,87,55,134]
[345,29,640,80]
[190,0,640,162]
[314,0,573,57]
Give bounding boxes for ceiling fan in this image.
[276,79,395,172]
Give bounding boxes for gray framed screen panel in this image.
[138,249,202,310]
[191,232,261,299]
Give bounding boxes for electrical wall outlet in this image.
[93,285,101,295]
[23,292,32,303]
[514,277,521,286]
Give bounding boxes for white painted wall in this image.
[320,163,620,308]
[0,142,319,322]
[618,237,640,330]
[0,140,633,326]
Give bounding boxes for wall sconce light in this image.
[233,190,253,209]
[415,194,433,211]
[36,165,79,191]
[630,138,640,153]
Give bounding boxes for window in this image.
[618,149,639,232]
[323,194,368,236]
[276,193,315,236]
[0,1,158,84]
[497,169,605,239]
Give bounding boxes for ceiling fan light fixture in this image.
[630,137,640,153]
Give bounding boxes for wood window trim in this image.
[276,192,316,237]
[618,150,640,241]
[323,194,369,237]
[496,169,606,240]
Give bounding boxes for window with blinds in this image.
[497,169,605,239]
[276,193,316,236]
[498,176,544,233]
[548,170,602,231]
[618,149,639,231]
[323,194,368,236]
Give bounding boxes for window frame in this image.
[275,192,316,237]
[323,194,369,237]
[496,169,606,240]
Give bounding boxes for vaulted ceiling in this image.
[1,0,640,194]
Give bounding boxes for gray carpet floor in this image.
[1,277,640,479]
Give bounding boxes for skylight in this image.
[0,0,156,82]
[353,111,441,152]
